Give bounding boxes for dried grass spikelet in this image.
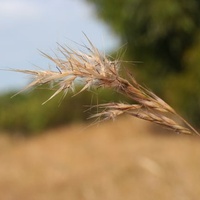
[12,34,199,136]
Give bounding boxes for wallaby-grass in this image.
[11,35,199,136]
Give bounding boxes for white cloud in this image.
[0,0,41,20]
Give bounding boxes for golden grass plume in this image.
[11,35,199,136]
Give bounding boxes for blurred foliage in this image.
[0,86,128,136]
[87,0,200,127]
[164,34,200,125]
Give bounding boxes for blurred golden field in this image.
[0,117,200,200]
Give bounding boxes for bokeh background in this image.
[0,0,200,199]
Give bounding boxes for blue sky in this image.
[0,0,119,93]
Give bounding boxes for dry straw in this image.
[12,35,199,136]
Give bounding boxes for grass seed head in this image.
[11,35,200,136]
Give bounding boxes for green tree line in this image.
[0,87,127,136]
